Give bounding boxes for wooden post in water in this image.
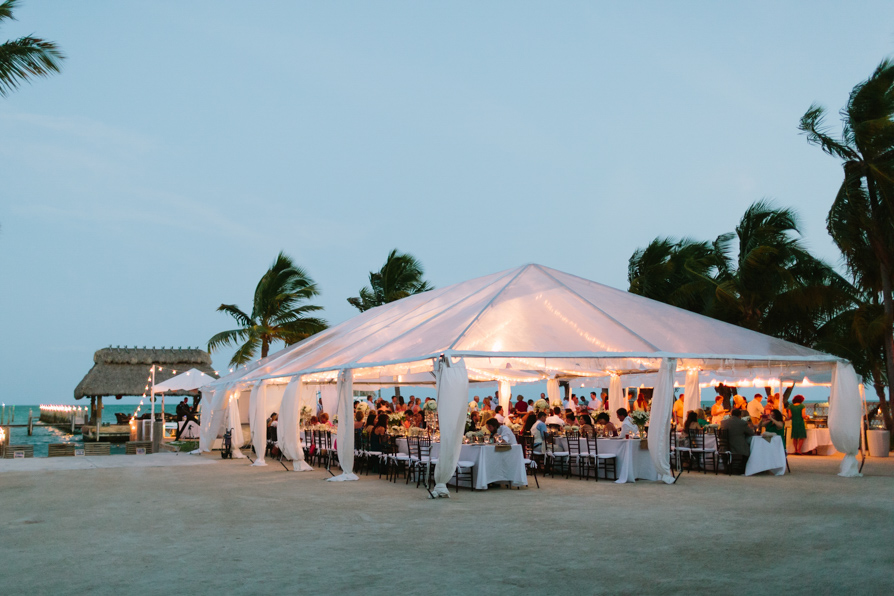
[28,410,33,436]
[96,396,103,442]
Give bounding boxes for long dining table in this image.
[395,438,527,490]
[679,432,786,476]
[553,436,658,484]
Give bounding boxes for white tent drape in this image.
[498,381,511,414]
[546,378,560,407]
[431,357,470,498]
[683,369,700,424]
[197,387,226,453]
[829,362,862,477]
[327,370,358,481]
[320,385,337,417]
[249,382,267,466]
[277,378,312,470]
[647,358,676,484]
[226,391,246,458]
[608,375,622,426]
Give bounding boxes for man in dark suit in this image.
[721,409,756,456]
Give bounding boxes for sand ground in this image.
[1,452,892,595]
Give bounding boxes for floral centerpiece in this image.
[629,410,649,437]
[422,400,438,412]
[534,399,550,413]
[300,405,313,426]
[387,412,404,428]
[355,401,370,417]
[508,423,523,433]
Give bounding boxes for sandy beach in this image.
[2,453,892,595]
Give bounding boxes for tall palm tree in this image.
[0,0,65,97]
[800,58,894,423]
[208,252,328,366]
[348,249,433,312]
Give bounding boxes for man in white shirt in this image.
[588,392,602,411]
[493,406,506,424]
[617,408,639,437]
[747,394,764,425]
[545,406,565,426]
[485,418,517,445]
[563,395,574,411]
[468,396,480,412]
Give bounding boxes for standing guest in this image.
[720,409,755,456]
[485,417,517,444]
[633,392,649,412]
[468,396,480,412]
[710,396,727,424]
[673,394,685,426]
[482,396,494,411]
[747,394,764,425]
[494,405,506,424]
[366,396,375,411]
[527,399,534,409]
[571,396,580,412]
[391,395,400,411]
[515,395,528,413]
[617,408,639,438]
[588,392,601,412]
[789,395,809,454]
[545,406,565,426]
[563,394,574,411]
[733,395,748,411]
[601,390,610,409]
[578,414,596,437]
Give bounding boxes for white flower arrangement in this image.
[422,400,438,412]
[387,413,404,427]
[629,410,650,429]
[355,401,370,415]
[534,399,550,413]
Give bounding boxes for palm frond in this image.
[0,36,65,97]
[207,328,249,354]
[799,103,858,160]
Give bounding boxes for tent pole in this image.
[150,366,155,443]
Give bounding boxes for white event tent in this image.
[197,264,863,490]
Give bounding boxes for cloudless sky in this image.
[1,2,893,404]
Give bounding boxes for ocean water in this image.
[2,404,180,458]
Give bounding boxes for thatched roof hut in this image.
[74,346,218,399]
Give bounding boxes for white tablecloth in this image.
[430,443,527,490]
[786,428,836,455]
[745,435,786,476]
[554,437,658,484]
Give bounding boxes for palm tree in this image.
[347,249,433,312]
[800,58,894,427]
[0,0,65,97]
[208,252,328,366]
[628,201,843,345]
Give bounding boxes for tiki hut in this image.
[75,346,218,425]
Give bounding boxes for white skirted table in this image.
[786,428,836,455]
[745,435,786,476]
[553,437,658,484]
[430,443,527,490]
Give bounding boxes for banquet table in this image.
[787,427,836,455]
[745,434,786,476]
[553,437,658,484]
[395,439,527,490]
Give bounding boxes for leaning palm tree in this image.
[208,252,328,366]
[347,249,433,312]
[799,58,894,422]
[628,237,721,314]
[0,0,65,97]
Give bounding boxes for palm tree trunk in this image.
[261,338,269,359]
[867,176,894,433]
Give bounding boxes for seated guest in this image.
[578,414,596,437]
[363,412,377,433]
[309,415,319,425]
[720,409,755,456]
[319,412,332,427]
[696,408,709,427]
[564,411,577,426]
[522,411,538,435]
[353,411,365,430]
[531,411,549,454]
[681,411,700,433]
[617,408,639,437]
[759,409,785,438]
[485,417,517,444]
[515,395,528,413]
[594,412,617,437]
[493,405,506,424]
[545,406,565,426]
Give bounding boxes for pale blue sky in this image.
[1,2,892,404]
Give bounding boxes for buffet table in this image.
[786,427,836,455]
[553,437,658,484]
